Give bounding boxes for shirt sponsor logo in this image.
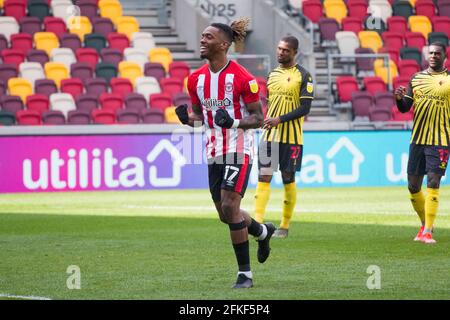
[202,98,232,111]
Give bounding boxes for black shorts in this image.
[208,153,252,202]
[258,141,303,173]
[407,143,450,176]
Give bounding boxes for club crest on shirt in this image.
[225,82,233,93]
[249,79,259,94]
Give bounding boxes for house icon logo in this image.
[147,140,187,187]
[326,137,364,183]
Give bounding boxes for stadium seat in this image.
[67,16,92,42]
[107,32,130,53]
[42,110,66,125]
[70,62,94,83]
[415,0,436,17]
[351,91,373,119]
[392,1,414,19]
[318,18,340,42]
[400,47,422,65]
[369,107,392,121]
[405,32,426,52]
[323,0,347,24]
[132,32,156,52]
[124,93,147,111]
[392,106,414,121]
[50,93,76,117]
[4,0,27,22]
[438,1,450,17]
[99,0,123,25]
[373,58,398,85]
[28,1,50,22]
[428,32,448,46]
[51,48,76,69]
[10,33,33,55]
[111,77,133,97]
[168,61,190,81]
[408,16,432,39]
[358,31,383,52]
[100,48,123,67]
[431,16,450,38]
[378,47,400,66]
[381,32,404,50]
[26,49,49,66]
[363,76,387,95]
[8,77,33,103]
[135,77,161,101]
[124,48,149,68]
[118,61,143,86]
[374,91,395,110]
[75,93,99,112]
[99,93,123,112]
[16,109,42,125]
[346,0,367,20]
[116,16,139,40]
[387,16,408,34]
[19,62,45,88]
[164,107,180,124]
[92,17,115,37]
[96,62,118,84]
[160,77,184,96]
[0,64,18,84]
[341,17,364,34]
[19,16,42,35]
[0,95,24,114]
[52,1,74,21]
[172,92,191,108]
[35,79,57,97]
[77,0,99,21]
[44,62,68,88]
[84,78,108,95]
[1,49,25,68]
[43,17,67,36]
[393,75,410,90]
[59,33,82,52]
[61,78,84,98]
[0,17,19,42]
[149,47,173,72]
[26,94,50,114]
[0,110,16,126]
[336,76,359,102]
[116,108,140,124]
[368,0,393,22]
[34,32,60,56]
[92,108,116,124]
[144,62,166,82]
[149,92,172,111]
[398,59,420,77]
[68,109,92,124]
[301,0,323,23]
[141,108,164,124]
[84,34,107,54]
[75,48,99,70]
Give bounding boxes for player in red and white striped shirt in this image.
[175,18,276,289]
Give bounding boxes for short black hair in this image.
[281,36,299,51]
[429,42,447,56]
[211,23,234,43]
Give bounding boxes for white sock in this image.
[258,224,267,240]
[238,271,253,279]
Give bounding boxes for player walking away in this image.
[395,42,450,244]
[253,36,314,238]
[175,17,276,288]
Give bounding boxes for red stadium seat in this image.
[378,47,400,66]
[160,77,184,96]
[149,93,172,111]
[336,76,359,102]
[26,94,49,114]
[10,33,33,55]
[61,78,85,98]
[415,0,437,18]
[111,77,133,98]
[398,59,420,78]
[363,76,387,95]
[44,17,67,36]
[381,32,404,51]
[99,93,123,112]
[4,0,27,22]
[393,75,410,90]
[168,61,190,80]
[92,108,116,124]
[392,106,414,121]
[341,17,363,34]
[302,0,323,23]
[346,0,368,20]
[431,16,450,38]
[75,48,99,70]
[16,109,41,125]
[387,16,408,34]
[1,49,25,67]
[107,32,130,53]
[405,32,427,51]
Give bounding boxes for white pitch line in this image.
[0,293,52,300]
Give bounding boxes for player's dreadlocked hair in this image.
[211,17,250,43]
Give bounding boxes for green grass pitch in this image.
[0,186,449,300]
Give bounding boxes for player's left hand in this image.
[263,117,281,129]
[214,108,234,128]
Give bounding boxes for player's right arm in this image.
[395,85,414,113]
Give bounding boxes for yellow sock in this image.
[409,190,425,225]
[425,188,439,230]
[254,182,271,223]
[280,182,297,229]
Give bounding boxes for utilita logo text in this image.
[22,143,186,190]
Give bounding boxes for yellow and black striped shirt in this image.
[406,69,450,146]
[262,64,314,145]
